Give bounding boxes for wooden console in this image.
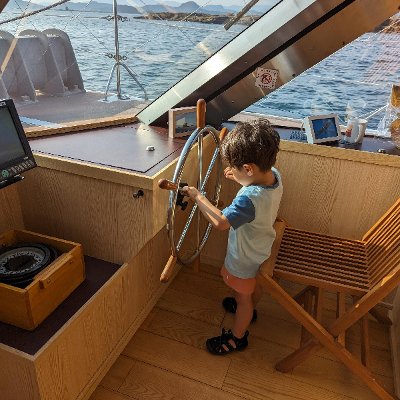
[0,227,172,400]
[0,123,189,400]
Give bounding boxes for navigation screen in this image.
[312,117,339,140]
[0,107,25,164]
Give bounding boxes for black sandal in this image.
[206,328,249,355]
[222,297,258,322]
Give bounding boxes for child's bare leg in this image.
[232,291,253,339]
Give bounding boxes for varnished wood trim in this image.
[280,140,400,168]
[25,115,138,138]
[33,153,154,190]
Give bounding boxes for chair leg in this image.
[337,292,346,347]
[293,285,314,305]
[314,288,324,322]
[279,287,324,372]
[369,306,392,326]
[276,339,320,373]
[257,274,397,400]
[352,295,371,368]
[300,289,314,346]
[361,314,370,368]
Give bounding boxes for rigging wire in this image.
[119,0,239,94]
[3,2,85,91]
[12,0,36,32]
[0,0,35,81]
[3,0,111,62]
[130,17,224,32]
[359,105,388,120]
[224,0,260,30]
[124,0,219,58]
[131,0,204,48]
[0,0,72,26]
[74,15,112,53]
[60,0,96,32]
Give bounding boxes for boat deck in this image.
[90,264,394,400]
[15,91,149,127]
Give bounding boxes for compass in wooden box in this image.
[0,229,85,330]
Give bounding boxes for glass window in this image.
[0,0,281,130]
[246,13,400,134]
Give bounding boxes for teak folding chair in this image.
[257,198,400,400]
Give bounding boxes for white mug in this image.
[349,118,367,144]
[356,119,367,143]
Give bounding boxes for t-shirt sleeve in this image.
[222,195,255,230]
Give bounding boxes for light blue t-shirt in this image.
[222,168,283,279]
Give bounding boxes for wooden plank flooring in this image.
[90,264,394,400]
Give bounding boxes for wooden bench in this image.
[257,197,400,400]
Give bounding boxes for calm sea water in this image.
[1,10,399,128]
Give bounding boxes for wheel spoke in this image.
[197,132,203,251]
[176,203,198,251]
[200,147,219,193]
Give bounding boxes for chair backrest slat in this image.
[367,220,400,260]
[369,249,400,283]
[363,198,400,286]
[363,198,400,243]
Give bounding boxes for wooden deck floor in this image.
[90,264,394,400]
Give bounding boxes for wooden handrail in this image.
[196,99,206,128]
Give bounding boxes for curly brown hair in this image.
[220,119,280,172]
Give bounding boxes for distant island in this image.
[134,12,259,26]
[3,0,263,16]
[2,0,397,31]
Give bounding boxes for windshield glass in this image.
[0,0,281,129]
[246,13,400,134]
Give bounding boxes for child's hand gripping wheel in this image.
[158,179,188,211]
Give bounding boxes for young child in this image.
[182,119,282,355]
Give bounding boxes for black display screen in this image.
[0,99,36,188]
[0,107,26,164]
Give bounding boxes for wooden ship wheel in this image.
[158,99,228,282]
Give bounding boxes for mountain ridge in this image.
[2,0,264,15]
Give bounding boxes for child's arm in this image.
[181,186,231,231]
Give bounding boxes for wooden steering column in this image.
[158,99,228,282]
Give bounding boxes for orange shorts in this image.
[220,265,256,295]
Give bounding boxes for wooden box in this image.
[0,229,85,330]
